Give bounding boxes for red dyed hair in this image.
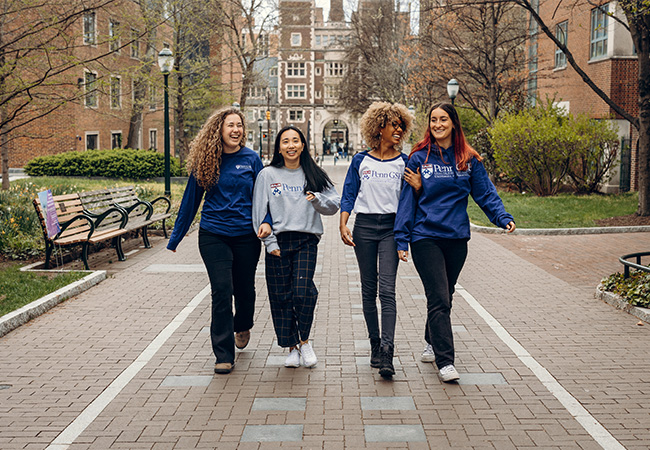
[410,102,481,171]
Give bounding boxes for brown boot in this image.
[214,362,234,374]
[235,330,251,349]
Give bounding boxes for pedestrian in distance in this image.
[339,101,415,379]
[167,107,265,375]
[394,102,516,383]
[253,125,340,368]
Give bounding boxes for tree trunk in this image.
[175,69,188,166]
[1,117,9,190]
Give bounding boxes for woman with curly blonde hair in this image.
[168,107,266,375]
[339,101,415,379]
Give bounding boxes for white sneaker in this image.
[421,344,435,363]
[284,348,301,368]
[439,364,460,382]
[300,341,318,367]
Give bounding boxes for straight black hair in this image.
[270,125,334,193]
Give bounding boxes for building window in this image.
[86,133,99,150]
[315,67,322,76]
[315,90,322,99]
[590,4,608,60]
[287,62,305,77]
[289,110,304,121]
[554,22,567,68]
[84,71,98,108]
[326,62,344,77]
[246,110,254,121]
[291,33,301,46]
[109,20,120,52]
[149,129,157,150]
[325,84,338,99]
[315,35,321,46]
[322,35,329,46]
[83,12,96,45]
[111,132,122,149]
[286,84,306,99]
[270,66,278,77]
[131,29,140,59]
[259,33,269,57]
[149,84,156,110]
[110,76,121,109]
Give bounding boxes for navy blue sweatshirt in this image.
[394,145,513,251]
[167,147,263,251]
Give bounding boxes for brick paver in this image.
[1,160,649,449]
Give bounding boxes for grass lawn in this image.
[468,191,639,228]
[0,264,87,317]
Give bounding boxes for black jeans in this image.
[411,238,468,368]
[198,228,261,364]
[352,213,398,349]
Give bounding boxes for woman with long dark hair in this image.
[252,125,340,368]
[394,102,515,382]
[168,107,264,375]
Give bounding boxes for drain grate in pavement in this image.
[365,425,426,442]
[241,425,303,442]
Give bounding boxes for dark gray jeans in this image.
[352,213,398,349]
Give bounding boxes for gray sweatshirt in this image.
[252,165,340,253]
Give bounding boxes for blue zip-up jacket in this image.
[394,145,514,251]
[167,147,264,251]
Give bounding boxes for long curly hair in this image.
[410,102,481,171]
[359,102,414,151]
[186,107,246,190]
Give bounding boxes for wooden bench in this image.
[78,186,171,249]
[33,193,129,270]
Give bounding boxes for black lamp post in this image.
[257,118,263,159]
[447,79,459,106]
[158,47,174,197]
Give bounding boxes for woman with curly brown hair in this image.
[339,102,414,378]
[167,107,265,375]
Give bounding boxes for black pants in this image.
[411,238,468,368]
[198,228,261,364]
[352,213,398,349]
[265,231,319,348]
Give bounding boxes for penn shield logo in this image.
[422,164,433,179]
[271,183,282,196]
[361,169,372,180]
[236,164,252,170]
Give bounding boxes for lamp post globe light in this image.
[447,79,459,105]
[257,118,263,159]
[158,48,174,197]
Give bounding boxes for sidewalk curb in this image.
[0,266,106,338]
[595,285,650,324]
[471,223,650,235]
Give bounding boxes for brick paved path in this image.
[1,161,649,449]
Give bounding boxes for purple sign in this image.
[38,190,60,238]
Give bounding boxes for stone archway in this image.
[321,118,349,155]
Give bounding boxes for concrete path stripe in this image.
[45,284,211,450]
[457,285,625,450]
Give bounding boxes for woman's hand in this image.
[404,167,422,192]
[270,249,281,257]
[505,221,516,233]
[257,223,272,239]
[340,224,354,247]
[398,250,409,262]
[306,192,315,201]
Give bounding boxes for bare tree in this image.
[513,0,650,214]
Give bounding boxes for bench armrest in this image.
[84,206,128,229]
[56,213,95,241]
[149,196,171,214]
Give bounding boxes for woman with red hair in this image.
[394,102,515,382]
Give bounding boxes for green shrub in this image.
[601,272,650,308]
[24,148,182,179]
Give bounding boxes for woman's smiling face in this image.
[279,129,304,167]
[429,108,453,147]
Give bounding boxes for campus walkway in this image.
[1,161,650,449]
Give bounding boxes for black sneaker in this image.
[378,345,395,378]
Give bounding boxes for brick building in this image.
[8,1,173,168]
[530,0,638,192]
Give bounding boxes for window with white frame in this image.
[286,84,306,99]
[289,110,304,121]
[149,129,157,150]
[326,62,344,77]
[84,71,98,108]
[246,110,254,121]
[315,90,321,99]
[86,133,99,150]
[131,29,140,59]
[325,84,338,99]
[315,66,321,76]
[291,33,301,46]
[149,84,156,110]
[287,62,305,77]
[555,21,567,68]
[110,76,121,109]
[259,33,269,57]
[322,35,329,46]
[109,20,120,52]
[111,132,122,149]
[83,12,96,45]
[590,4,608,59]
[315,35,321,46]
[270,66,278,77]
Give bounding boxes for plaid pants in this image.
[265,231,319,347]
